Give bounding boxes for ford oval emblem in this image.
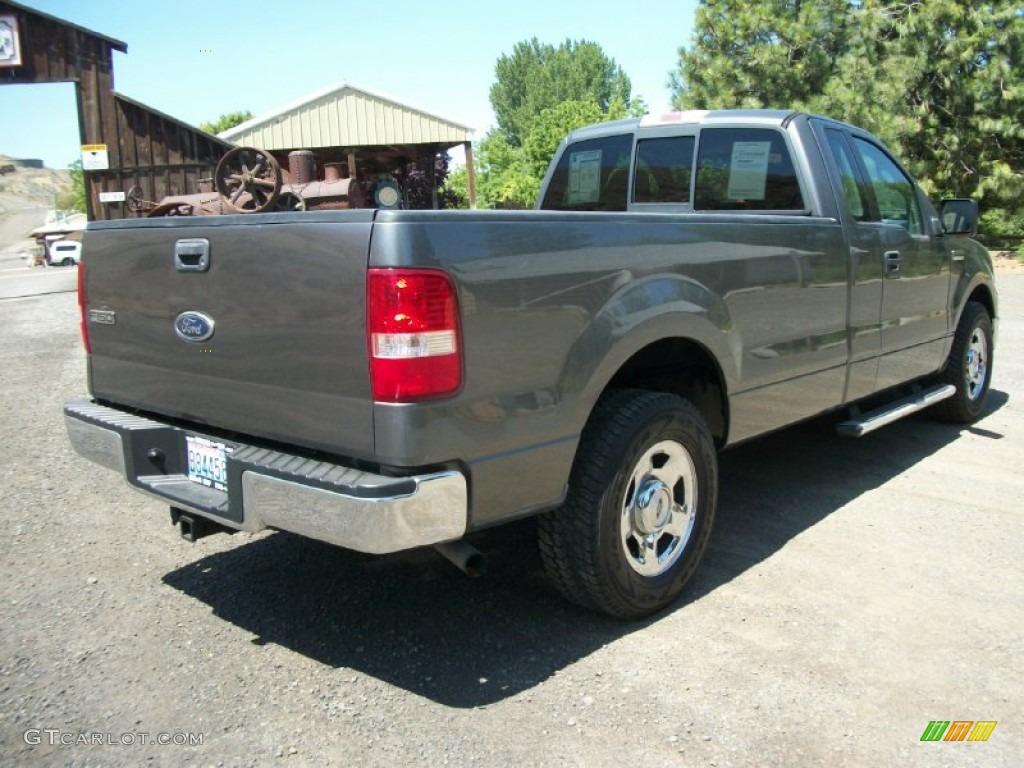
[174,311,215,343]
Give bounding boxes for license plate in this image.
[185,436,230,492]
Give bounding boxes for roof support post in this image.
[430,149,439,210]
[464,141,477,210]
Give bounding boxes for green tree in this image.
[670,0,854,110]
[523,101,607,185]
[444,96,646,210]
[672,1,1024,236]
[822,1,1023,237]
[477,39,640,209]
[442,166,470,209]
[198,110,253,136]
[55,159,86,214]
[491,38,634,146]
[474,131,538,209]
[475,99,637,209]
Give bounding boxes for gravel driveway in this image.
[1,279,1021,767]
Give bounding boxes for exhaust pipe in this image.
[434,540,488,578]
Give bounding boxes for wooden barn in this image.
[220,81,477,209]
[0,0,230,221]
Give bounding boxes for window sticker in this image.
[727,141,771,200]
[568,150,602,204]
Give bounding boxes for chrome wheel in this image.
[965,328,988,402]
[933,301,993,424]
[538,390,718,618]
[619,439,697,578]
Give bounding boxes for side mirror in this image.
[940,198,979,236]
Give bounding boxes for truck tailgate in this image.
[82,212,376,459]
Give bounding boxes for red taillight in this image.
[77,260,91,354]
[367,268,462,402]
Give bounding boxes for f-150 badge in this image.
[174,311,215,343]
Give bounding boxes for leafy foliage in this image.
[491,39,633,147]
[55,159,86,214]
[472,40,640,209]
[671,0,853,110]
[474,132,534,209]
[672,1,1024,234]
[523,101,609,184]
[473,100,638,210]
[442,166,470,210]
[198,111,253,136]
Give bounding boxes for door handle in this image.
[884,251,901,278]
[175,238,210,272]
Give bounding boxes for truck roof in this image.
[565,109,801,142]
[565,109,874,145]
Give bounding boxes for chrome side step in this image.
[836,384,956,438]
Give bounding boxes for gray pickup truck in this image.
[65,110,996,618]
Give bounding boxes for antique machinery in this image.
[139,147,365,217]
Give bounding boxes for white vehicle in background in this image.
[47,240,82,266]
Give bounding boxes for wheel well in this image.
[967,285,995,321]
[605,339,728,444]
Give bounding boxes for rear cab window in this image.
[540,134,634,212]
[694,128,805,211]
[633,136,695,205]
[540,119,807,214]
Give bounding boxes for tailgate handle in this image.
[175,239,210,272]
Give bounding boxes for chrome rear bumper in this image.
[64,399,467,554]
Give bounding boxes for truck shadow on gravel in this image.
[696,388,1007,599]
[162,391,1007,708]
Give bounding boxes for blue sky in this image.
[0,0,698,169]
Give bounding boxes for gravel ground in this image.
[0,280,1020,767]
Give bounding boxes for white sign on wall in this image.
[98,191,126,203]
[0,15,22,68]
[81,145,110,171]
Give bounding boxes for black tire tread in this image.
[933,301,992,423]
[538,389,716,618]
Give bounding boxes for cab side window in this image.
[851,137,923,235]
[824,129,869,221]
[633,136,695,204]
[694,128,805,211]
[540,134,634,212]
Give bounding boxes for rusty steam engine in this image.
[129,147,399,217]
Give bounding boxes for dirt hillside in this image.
[0,155,71,207]
[0,157,73,259]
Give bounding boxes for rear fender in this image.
[561,274,737,430]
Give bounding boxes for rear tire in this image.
[61,257,74,267]
[933,301,993,423]
[538,389,717,619]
